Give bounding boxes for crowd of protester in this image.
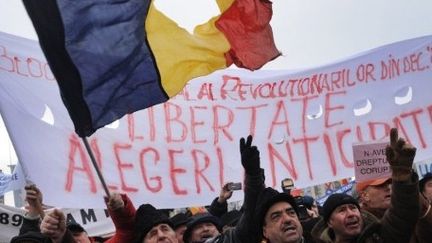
[9,128,432,243]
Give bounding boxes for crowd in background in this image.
[9,128,432,243]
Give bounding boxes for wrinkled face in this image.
[361,181,392,209]
[175,225,187,243]
[328,204,363,241]
[263,201,303,243]
[143,223,178,243]
[190,222,219,242]
[423,180,432,201]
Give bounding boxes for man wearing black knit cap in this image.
[321,193,362,242]
[311,128,420,243]
[171,212,191,243]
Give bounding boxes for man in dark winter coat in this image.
[183,135,265,243]
[311,128,420,243]
[254,187,313,243]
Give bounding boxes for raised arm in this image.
[40,209,75,243]
[104,193,136,243]
[17,184,45,235]
[380,128,420,242]
[208,182,233,217]
[233,135,265,243]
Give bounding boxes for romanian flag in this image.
[23,0,280,137]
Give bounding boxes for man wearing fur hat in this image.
[310,128,420,243]
[182,213,222,243]
[134,204,178,243]
[255,187,311,243]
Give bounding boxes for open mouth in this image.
[282,225,297,234]
[201,234,213,240]
[346,219,360,229]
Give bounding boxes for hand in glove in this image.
[240,135,261,175]
[385,128,417,181]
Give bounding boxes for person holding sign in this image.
[311,128,420,243]
[10,184,56,243]
[104,192,136,243]
[24,185,79,243]
[40,209,75,243]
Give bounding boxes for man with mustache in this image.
[255,187,311,243]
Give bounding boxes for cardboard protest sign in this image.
[353,141,391,182]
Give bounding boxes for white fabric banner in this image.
[0,204,114,243]
[1,31,432,208]
[0,163,25,196]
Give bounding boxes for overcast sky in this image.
[1,0,432,171]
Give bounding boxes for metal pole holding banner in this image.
[81,137,110,198]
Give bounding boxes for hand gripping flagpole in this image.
[82,137,110,198]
